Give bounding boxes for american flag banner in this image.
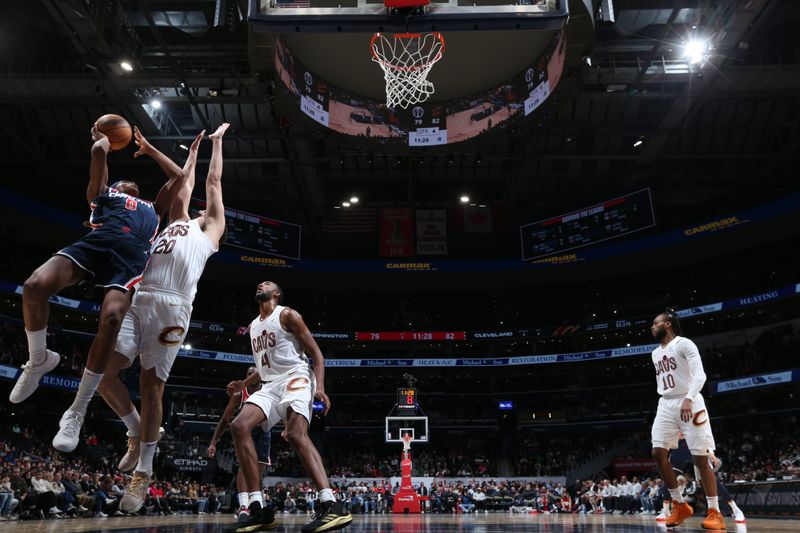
[274,0,311,7]
[321,207,377,233]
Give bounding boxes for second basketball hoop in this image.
[370,31,445,109]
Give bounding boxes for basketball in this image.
[95,114,132,151]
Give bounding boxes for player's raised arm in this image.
[133,126,200,216]
[168,129,205,223]
[282,308,330,414]
[87,124,111,205]
[201,123,230,244]
[207,391,241,458]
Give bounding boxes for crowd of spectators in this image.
[713,417,800,482]
[0,434,227,521]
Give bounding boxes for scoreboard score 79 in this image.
[397,388,417,410]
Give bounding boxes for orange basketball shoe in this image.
[665,502,694,527]
[702,508,727,530]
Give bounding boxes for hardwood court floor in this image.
[1,512,793,533]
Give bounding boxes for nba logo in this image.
[412,106,424,120]
[304,71,313,86]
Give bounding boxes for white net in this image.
[371,32,445,109]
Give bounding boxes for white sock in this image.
[25,327,47,364]
[238,492,249,508]
[729,500,741,514]
[121,409,141,437]
[137,441,158,475]
[248,491,263,506]
[318,488,334,503]
[707,496,719,511]
[668,489,684,504]
[69,369,103,415]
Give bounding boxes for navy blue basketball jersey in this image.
[89,186,159,243]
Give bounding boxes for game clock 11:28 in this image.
[397,388,416,410]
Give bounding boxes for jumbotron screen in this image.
[520,189,656,261]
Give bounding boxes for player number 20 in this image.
[152,239,176,255]
[661,374,676,390]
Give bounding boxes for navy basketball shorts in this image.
[252,426,272,465]
[56,229,151,291]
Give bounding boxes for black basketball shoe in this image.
[227,501,266,533]
[301,500,353,533]
[261,505,277,530]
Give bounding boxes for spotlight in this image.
[179,144,189,151]
[150,99,162,109]
[633,139,643,147]
[120,61,134,72]
[342,202,351,207]
[184,344,192,350]
[684,39,708,64]
[460,195,470,204]
[350,196,359,204]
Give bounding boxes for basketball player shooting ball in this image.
[9,121,189,405]
[226,282,352,533]
[207,366,272,524]
[53,124,229,514]
[650,309,726,530]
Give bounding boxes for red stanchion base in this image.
[392,486,422,513]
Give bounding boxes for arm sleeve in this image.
[681,338,707,400]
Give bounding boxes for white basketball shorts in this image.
[115,288,192,382]
[245,368,315,430]
[651,393,716,455]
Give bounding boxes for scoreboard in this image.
[397,388,417,411]
[407,105,447,147]
[299,70,330,127]
[356,331,465,341]
[520,188,655,261]
[192,199,301,260]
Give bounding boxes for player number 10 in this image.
[662,374,676,390]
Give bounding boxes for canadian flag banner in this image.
[463,206,492,233]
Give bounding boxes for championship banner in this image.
[379,208,414,257]
[416,209,447,255]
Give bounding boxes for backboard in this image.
[385,416,429,443]
[249,0,569,33]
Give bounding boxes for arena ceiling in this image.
[0,0,798,261]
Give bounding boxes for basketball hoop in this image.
[401,433,413,453]
[370,32,445,109]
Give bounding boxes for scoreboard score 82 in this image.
[397,388,417,411]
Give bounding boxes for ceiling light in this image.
[460,195,470,203]
[150,99,162,109]
[179,144,189,151]
[120,61,133,72]
[633,139,643,147]
[184,344,192,350]
[350,196,359,204]
[684,39,707,64]
[342,202,351,207]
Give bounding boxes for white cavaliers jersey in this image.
[651,336,705,398]
[140,218,217,300]
[249,305,309,380]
